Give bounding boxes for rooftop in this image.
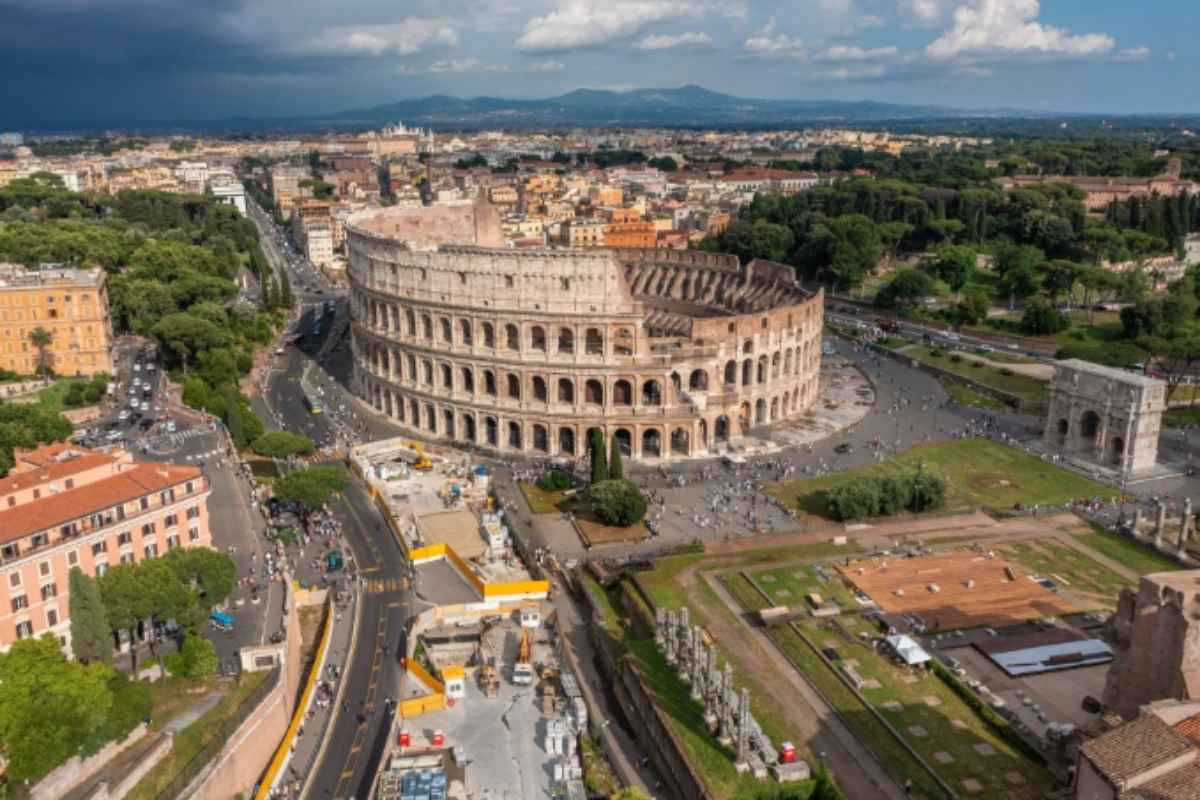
[1080,714,1195,782]
[0,461,204,544]
[1125,762,1200,800]
[1055,358,1166,389]
[0,264,103,289]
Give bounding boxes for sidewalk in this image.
[266,588,360,799]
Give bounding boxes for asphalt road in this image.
[248,202,414,799]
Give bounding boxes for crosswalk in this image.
[364,577,406,594]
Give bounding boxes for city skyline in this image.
[1,0,1197,129]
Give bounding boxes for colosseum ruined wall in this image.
[346,202,824,460]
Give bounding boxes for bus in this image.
[307,395,324,415]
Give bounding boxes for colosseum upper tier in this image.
[346,201,824,460]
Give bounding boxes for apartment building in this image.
[566,219,606,248]
[0,265,113,376]
[0,443,212,653]
[603,221,658,248]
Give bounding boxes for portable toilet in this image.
[519,606,541,629]
[398,729,411,748]
[441,665,466,700]
[473,466,490,492]
[432,730,445,747]
[327,550,344,571]
[779,741,797,763]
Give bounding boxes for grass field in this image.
[725,573,1052,800]
[997,539,1130,608]
[1075,525,1183,575]
[747,563,857,610]
[1164,406,1200,428]
[902,345,1048,405]
[519,482,571,514]
[944,382,1009,411]
[766,439,1117,521]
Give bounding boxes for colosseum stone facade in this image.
[346,200,824,461]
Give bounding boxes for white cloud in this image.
[926,0,1115,60]
[813,44,899,61]
[516,0,737,52]
[302,20,458,58]
[398,58,564,74]
[811,64,889,80]
[743,19,807,57]
[633,32,712,51]
[899,0,952,25]
[1113,46,1150,64]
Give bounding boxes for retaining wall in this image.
[32,723,148,800]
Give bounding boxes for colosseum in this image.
[346,199,824,461]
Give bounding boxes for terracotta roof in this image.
[2,449,117,495]
[1176,714,1200,748]
[0,463,204,544]
[1081,714,1195,782]
[1125,762,1200,800]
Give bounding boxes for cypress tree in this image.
[68,567,112,664]
[589,429,607,485]
[609,434,625,480]
[279,270,294,308]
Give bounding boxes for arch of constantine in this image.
[1044,359,1166,477]
[345,200,824,461]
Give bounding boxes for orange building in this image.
[603,222,658,248]
[0,443,212,654]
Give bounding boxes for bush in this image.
[164,634,219,679]
[251,431,315,459]
[590,479,647,527]
[824,472,948,521]
[928,348,944,358]
[998,367,1014,376]
[970,361,984,369]
[1021,297,1071,336]
[537,469,572,492]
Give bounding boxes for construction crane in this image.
[408,441,433,471]
[513,628,534,686]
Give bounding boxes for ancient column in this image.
[654,606,667,647]
[1131,506,1143,539]
[664,610,677,663]
[1180,497,1193,558]
[705,645,719,701]
[690,627,705,696]
[1156,502,1168,549]
[735,687,752,768]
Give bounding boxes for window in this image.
[186,506,200,520]
[65,478,74,489]
[186,481,194,494]
[11,595,27,612]
[189,527,200,542]
[120,553,135,565]
[117,531,132,546]
[67,550,78,567]
[141,522,155,537]
[92,541,107,556]
[139,497,149,511]
[164,514,178,528]
[95,563,108,577]
[31,532,48,548]
[144,543,158,559]
[15,621,32,640]
[167,535,180,550]
[32,489,40,500]
[505,275,514,288]
[40,583,57,601]
[46,608,58,627]
[8,572,20,588]
[37,561,49,577]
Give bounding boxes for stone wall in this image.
[84,732,174,800]
[186,584,303,800]
[31,723,148,800]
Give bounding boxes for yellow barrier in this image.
[406,657,445,693]
[483,579,551,600]
[409,543,447,564]
[443,544,487,596]
[255,601,333,800]
[399,693,445,718]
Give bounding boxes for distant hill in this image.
[310,84,973,129]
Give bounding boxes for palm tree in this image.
[28,326,54,381]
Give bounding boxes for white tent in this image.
[885,634,931,666]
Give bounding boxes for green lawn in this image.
[747,563,857,610]
[767,439,1117,521]
[125,671,270,800]
[1075,525,1182,576]
[902,345,1048,405]
[1164,407,1200,428]
[943,382,1009,411]
[998,539,1130,608]
[519,482,572,514]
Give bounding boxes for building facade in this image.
[0,265,114,376]
[346,201,824,461]
[0,443,212,653]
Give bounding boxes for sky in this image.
[0,0,1197,128]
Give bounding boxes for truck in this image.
[512,628,535,686]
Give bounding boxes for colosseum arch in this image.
[346,205,824,462]
[463,413,476,442]
[508,421,523,449]
[506,373,521,399]
[558,378,575,404]
[643,429,662,457]
[559,427,576,455]
[532,376,548,403]
[532,424,549,452]
[614,428,632,456]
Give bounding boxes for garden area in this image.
[766,439,1116,522]
[723,573,1054,800]
[900,345,1048,408]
